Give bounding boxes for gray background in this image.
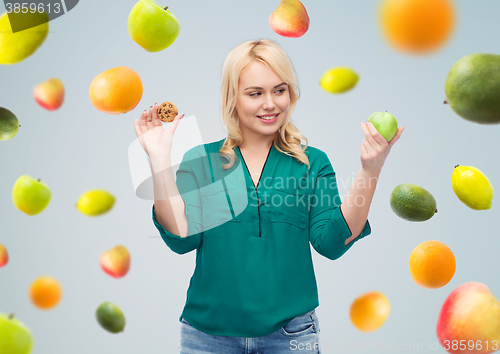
[1,0,499,352]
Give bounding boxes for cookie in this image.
[158,101,178,122]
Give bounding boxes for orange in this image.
[409,240,456,289]
[350,291,390,332]
[29,276,62,309]
[378,0,456,55]
[89,66,143,115]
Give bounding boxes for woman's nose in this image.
[262,93,276,110]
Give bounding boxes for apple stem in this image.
[8,313,14,320]
[19,124,21,127]
[444,99,448,104]
[435,209,438,213]
[455,164,459,168]
[37,178,41,182]
[164,6,168,10]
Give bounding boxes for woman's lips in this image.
[257,113,279,123]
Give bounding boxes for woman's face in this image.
[235,60,290,140]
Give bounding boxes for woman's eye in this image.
[250,89,285,97]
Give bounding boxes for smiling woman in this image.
[141,37,404,354]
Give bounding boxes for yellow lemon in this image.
[451,165,493,210]
[76,190,116,216]
[0,11,49,65]
[319,67,359,94]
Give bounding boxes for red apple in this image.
[437,282,500,354]
[33,78,64,111]
[99,245,130,278]
[0,244,8,267]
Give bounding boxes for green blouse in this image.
[152,137,371,337]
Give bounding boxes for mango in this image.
[0,107,20,141]
[445,53,500,124]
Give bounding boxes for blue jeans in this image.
[180,309,321,353]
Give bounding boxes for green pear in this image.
[0,11,49,65]
[0,107,20,141]
[12,175,51,216]
[0,313,34,354]
[367,112,398,142]
[127,0,181,53]
[445,53,500,124]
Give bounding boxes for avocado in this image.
[390,183,437,222]
[445,53,500,124]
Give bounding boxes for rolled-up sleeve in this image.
[309,152,371,260]
[152,148,204,255]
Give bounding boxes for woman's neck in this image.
[239,137,274,155]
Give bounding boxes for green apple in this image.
[0,313,34,354]
[12,175,51,216]
[367,111,398,142]
[0,107,20,141]
[127,0,181,53]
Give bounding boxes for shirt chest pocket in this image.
[199,179,243,231]
[270,185,309,230]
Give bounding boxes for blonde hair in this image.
[219,39,309,170]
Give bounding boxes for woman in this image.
[134,39,404,354]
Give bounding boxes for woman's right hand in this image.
[133,103,184,159]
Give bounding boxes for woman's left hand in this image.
[359,122,405,175]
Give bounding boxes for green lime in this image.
[96,301,126,333]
